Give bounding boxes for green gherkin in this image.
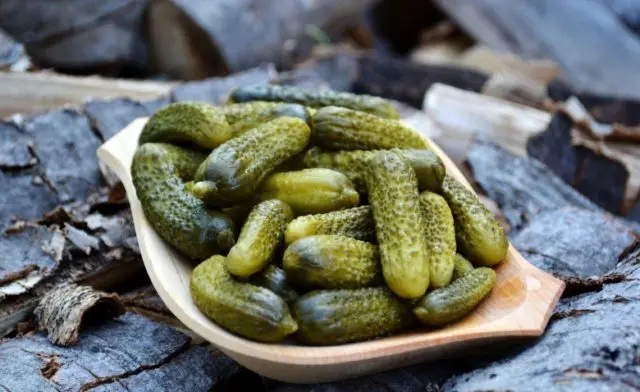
[226,199,293,278]
[190,255,298,342]
[419,191,456,289]
[283,235,382,289]
[293,287,414,345]
[440,176,508,267]
[452,254,475,281]
[221,102,312,136]
[413,267,496,327]
[139,102,233,149]
[311,106,429,150]
[229,84,399,119]
[303,147,444,192]
[192,117,311,207]
[364,151,430,299]
[284,206,375,245]
[250,265,299,304]
[131,143,236,260]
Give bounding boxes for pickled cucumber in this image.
[229,84,400,119]
[364,152,430,299]
[284,206,375,245]
[293,287,414,345]
[250,265,299,304]
[139,102,233,149]
[413,267,496,327]
[440,176,508,266]
[256,168,359,215]
[132,143,236,260]
[190,255,298,342]
[312,106,428,150]
[221,102,312,136]
[419,191,456,289]
[283,235,381,289]
[226,200,293,278]
[192,117,311,206]
[303,147,444,192]
[452,254,474,281]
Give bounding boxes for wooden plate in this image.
[97,117,564,384]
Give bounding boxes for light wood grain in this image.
[97,117,564,383]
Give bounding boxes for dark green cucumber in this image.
[139,102,233,149]
[284,206,375,245]
[131,143,236,260]
[419,191,456,289]
[250,265,299,304]
[413,267,496,327]
[293,287,414,345]
[440,176,508,266]
[226,200,293,278]
[191,255,298,342]
[452,254,475,281]
[283,235,381,289]
[192,117,311,207]
[229,84,400,119]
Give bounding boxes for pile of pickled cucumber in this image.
[131,85,508,345]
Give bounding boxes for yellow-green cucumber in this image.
[452,254,475,281]
[221,102,312,136]
[419,191,456,289]
[284,206,375,245]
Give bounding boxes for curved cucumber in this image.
[364,152,430,299]
[226,200,293,278]
[250,265,299,304]
[283,235,381,289]
[131,143,236,260]
[190,255,298,342]
[256,168,359,215]
[229,84,399,119]
[192,117,311,207]
[312,106,428,150]
[452,254,475,281]
[440,176,508,266]
[419,191,456,289]
[139,102,232,149]
[221,102,312,136]
[413,267,496,327]
[284,206,375,245]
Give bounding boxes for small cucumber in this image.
[364,152,430,299]
[311,106,429,150]
[283,235,381,289]
[221,102,312,136]
[226,200,293,278]
[190,255,298,342]
[293,287,414,345]
[192,117,311,207]
[440,176,508,266]
[139,102,233,149]
[250,265,299,304]
[413,267,496,327]
[229,84,400,119]
[284,206,375,245]
[303,147,444,193]
[452,254,475,281]
[256,168,359,215]
[131,143,236,260]
[419,191,456,289]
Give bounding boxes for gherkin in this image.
[419,191,456,289]
[284,206,375,245]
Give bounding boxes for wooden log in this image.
[146,0,376,79]
[434,0,640,99]
[0,0,149,72]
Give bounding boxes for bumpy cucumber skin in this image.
[139,102,233,149]
[250,265,299,304]
[190,255,298,342]
[221,102,312,137]
[303,147,444,193]
[413,267,496,327]
[365,152,430,299]
[131,143,236,260]
[419,191,456,289]
[226,200,293,278]
[440,176,508,267]
[284,206,375,245]
[452,254,475,281]
[192,117,311,207]
[293,287,414,345]
[256,168,359,215]
[229,84,400,119]
[283,235,381,289]
[312,106,428,150]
